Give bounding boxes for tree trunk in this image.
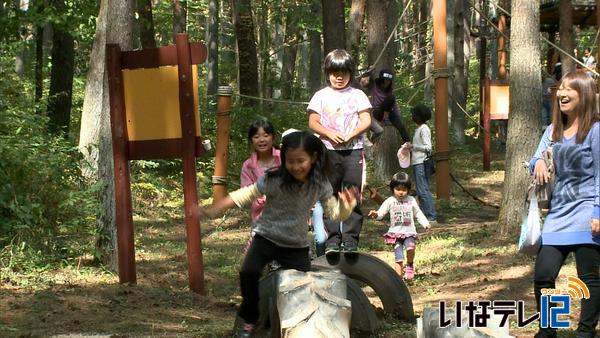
[35,25,43,106]
[47,0,75,135]
[367,0,388,73]
[385,0,398,69]
[451,0,468,145]
[321,0,345,55]
[231,0,259,105]
[79,0,134,270]
[367,0,400,180]
[373,126,402,181]
[280,2,301,99]
[498,0,542,233]
[346,0,365,64]
[416,0,429,89]
[206,0,219,97]
[400,0,410,57]
[559,0,574,75]
[172,0,186,40]
[309,0,322,94]
[137,0,156,49]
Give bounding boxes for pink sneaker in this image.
[404,266,415,280]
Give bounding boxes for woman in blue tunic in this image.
[530,71,600,338]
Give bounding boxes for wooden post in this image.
[483,78,491,171]
[175,33,204,293]
[479,38,487,137]
[213,86,233,202]
[498,15,507,80]
[432,0,450,199]
[106,44,136,284]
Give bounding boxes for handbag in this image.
[527,147,554,210]
[424,152,435,178]
[518,191,542,255]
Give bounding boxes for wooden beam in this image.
[433,0,450,199]
[106,44,136,284]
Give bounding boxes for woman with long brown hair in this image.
[530,71,600,338]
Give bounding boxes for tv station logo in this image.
[438,276,590,329]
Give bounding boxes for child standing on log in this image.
[198,131,357,338]
[307,49,372,255]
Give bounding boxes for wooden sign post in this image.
[106,33,208,293]
[482,79,510,171]
[212,86,233,203]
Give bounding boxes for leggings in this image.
[534,244,600,337]
[238,235,310,324]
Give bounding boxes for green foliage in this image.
[0,59,98,274]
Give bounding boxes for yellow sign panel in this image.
[122,65,201,141]
[490,84,509,120]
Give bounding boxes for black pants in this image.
[534,244,600,337]
[372,95,411,143]
[324,149,364,247]
[238,235,310,325]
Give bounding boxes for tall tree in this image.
[367,0,390,73]
[559,0,575,74]
[280,2,301,99]
[367,0,401,181]
[231,0,259,105]
[34,0,44,107]
[172,0,186,39]
[79,0,134,269]
[308,0,322,94]
[498,0,542,232]
[451,0,470,144]
[47,0,75,134]
[384,0,398,69]
[346,0,366,64]
[206,0,219,97]
[137,0,156,49]
[321,0,345,54]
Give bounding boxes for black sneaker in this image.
[341,242,358,253]
[325,243,340,256]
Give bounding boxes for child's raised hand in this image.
[338,186,358,209]
[368,210,378,218]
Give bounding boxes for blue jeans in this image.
[312,201,327,256]
[413,163,436,220]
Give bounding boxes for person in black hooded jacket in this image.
[369,69,411,143]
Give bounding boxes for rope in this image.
[212,176,227,185]
[233,93,309,106]
[450,172,500,209]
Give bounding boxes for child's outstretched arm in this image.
[198,183,262,220]
[369,197,391,220]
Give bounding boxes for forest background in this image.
[0,0,597,336]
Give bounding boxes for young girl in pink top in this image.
[240,118,281,225]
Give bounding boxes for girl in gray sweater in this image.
[199,131,356,338]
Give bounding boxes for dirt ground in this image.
[0,154,586,337]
